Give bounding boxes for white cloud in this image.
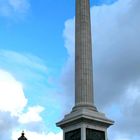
[0,49,65,133]
[0,0,30,19]
[0,68,49,140]
[0,49,67,132]
[19,106,44,124]
[0,69,26,140]
[0,69,27,115]
[63,19,75,57]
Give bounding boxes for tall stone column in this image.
[56,0,114,139]
[75,0,94,108]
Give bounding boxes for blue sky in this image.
[0,0,117,67]
[0,0,140,140]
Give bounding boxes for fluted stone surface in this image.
[75,0,94,107]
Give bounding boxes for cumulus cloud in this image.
[61,0,140,139]
[0,0,30,20]
[0,68,47,140]
[0,50,64,139]
[0,49,65,130]
[92,0,140,107]
[0,111,18,140]
[0,69,25,140]
[19,106,44,124]
[0,69,27,115]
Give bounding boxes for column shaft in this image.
[75,0,94,107]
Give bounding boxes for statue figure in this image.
[18,131,28,140]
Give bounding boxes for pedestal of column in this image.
[57,108,113,140]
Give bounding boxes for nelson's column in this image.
[56,0,114,140]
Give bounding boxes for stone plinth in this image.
[57,108,114,140]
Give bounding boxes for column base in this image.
[56,107,114,140]
[72,104,98,112]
